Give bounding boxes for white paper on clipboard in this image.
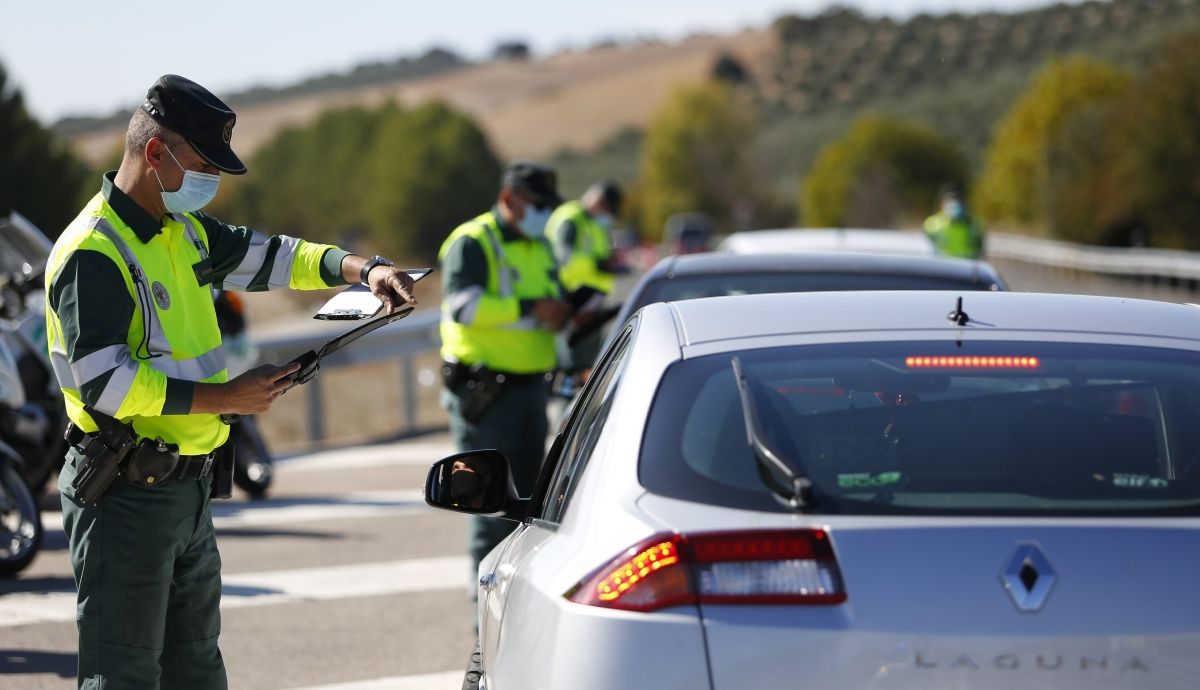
[313,267,433,320]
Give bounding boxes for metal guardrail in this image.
[988,232,1200,289]
[253,309,442,445]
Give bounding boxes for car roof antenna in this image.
[947,296,970,326]
[731,356,813,511]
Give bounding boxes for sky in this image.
[3,0,1074,124]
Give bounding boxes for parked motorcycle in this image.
[0,212,68,496]
[0,323,44,575]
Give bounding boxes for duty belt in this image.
[65,423,217,480]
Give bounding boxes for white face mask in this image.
[517,205,553,238]
[944,200,965,219]
[593,212,615,231]
[154,145,220,213]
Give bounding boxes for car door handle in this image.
[479,573,497,592]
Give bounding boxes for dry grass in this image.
[70,31,771,166]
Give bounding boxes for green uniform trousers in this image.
[59,449,227,690]
[443,378,549,573]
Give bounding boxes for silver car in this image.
[427,290,1200,690]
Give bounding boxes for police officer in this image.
[547,179,623,371]
[923,183,986,259]
[47,74,418,690]
[438,162,570,575]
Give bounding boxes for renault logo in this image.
[1000,543,1056,612]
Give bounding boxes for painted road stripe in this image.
[0,555,469,628]
[288,671,463,690]
[41,489,432,533]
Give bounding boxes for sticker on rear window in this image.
[1111,473,1168,489]
[837,471,902,489]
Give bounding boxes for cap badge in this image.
[222,119,234,144]
[152,281,171,310]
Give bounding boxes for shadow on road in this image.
[0,649,76,678]
[0,575,75,596]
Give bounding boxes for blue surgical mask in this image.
[593,213,615,231]
[154,146,220,213]
[944,200,965,219]
[517,205,553,238]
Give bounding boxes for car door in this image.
[481,324,634,674]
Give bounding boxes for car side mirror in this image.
[424,449,529,522]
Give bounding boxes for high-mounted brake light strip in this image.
[905,356,1039,369]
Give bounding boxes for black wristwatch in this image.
[359,255,394,285]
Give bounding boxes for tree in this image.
[639,82,758,240]
[1105,25,1200,249]
[801,115,969,228]
[0,62,92,239]
[214,100,501,261]
[362,101,502,259]
[975,56,1130,228]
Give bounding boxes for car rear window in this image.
[639,341,1200,516]
[637,272,994,307]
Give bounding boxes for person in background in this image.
[547,179,623,373]
[924,184,985,260]
[437,161,570,579]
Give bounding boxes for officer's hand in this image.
[221,363,301,414]
[533,299,571,330]
[367,266,418,314]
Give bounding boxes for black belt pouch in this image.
[209,442,235,499]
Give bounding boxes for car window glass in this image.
[641,341,1200,516]
[540,328,632,524]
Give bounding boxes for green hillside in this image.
[554,0,1200,214]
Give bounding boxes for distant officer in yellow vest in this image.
[47,75,419,690]
[438,162,570,574]
[924,184,985,260]
[547,179,623,371]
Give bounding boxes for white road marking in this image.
[278,438,455,473]
[288,671,463,690]
[40,489,433,533]
[0,555,469,628]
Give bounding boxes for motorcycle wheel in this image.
[0,460,42,576]
[232,418,273,499]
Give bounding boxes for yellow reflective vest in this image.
[46,184,346,455]
[548,200,615,295]
[438,211,561,374]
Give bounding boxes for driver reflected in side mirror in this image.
[425,449,526,520]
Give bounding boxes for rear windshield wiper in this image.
[731,356,814,511]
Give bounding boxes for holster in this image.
[68,408,136,506]
[443,360,505,424]
[209,442,234,499]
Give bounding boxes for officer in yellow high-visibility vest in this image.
[438,162,570,575]
[923,183,985,260]
[47,75,419,690]
[547,179,623,371]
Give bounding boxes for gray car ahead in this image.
[429,290,1200,690]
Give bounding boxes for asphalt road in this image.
[0,434,474,690]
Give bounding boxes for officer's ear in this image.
[144,137,168,173]
[499,187,523,219]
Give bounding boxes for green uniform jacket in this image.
[46,173,350,455]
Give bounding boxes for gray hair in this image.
[124,108,182,160]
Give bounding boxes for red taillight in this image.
[905,355,1040,369]
[566,529,845,612]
